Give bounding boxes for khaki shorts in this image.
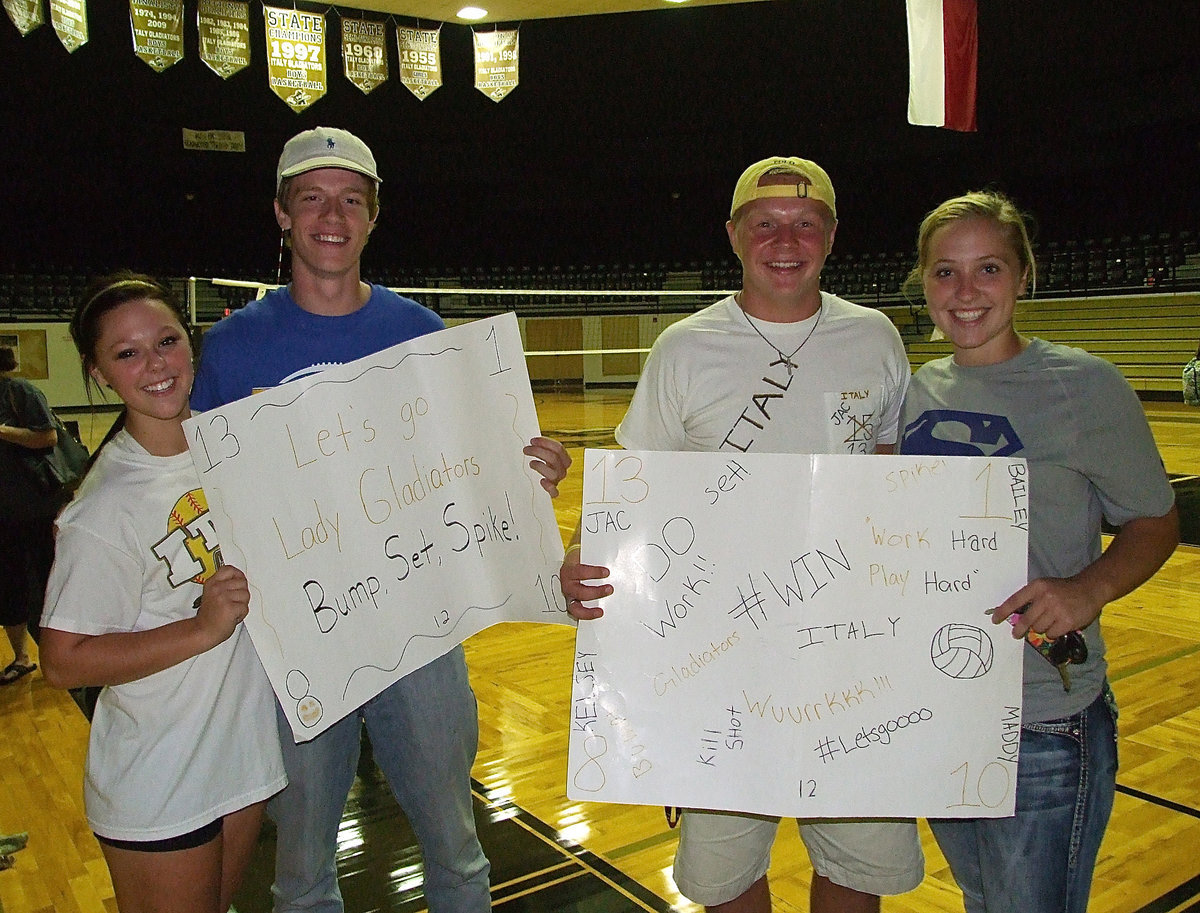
[672,809,924,906]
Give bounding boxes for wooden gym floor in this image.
[1,394,1198,913]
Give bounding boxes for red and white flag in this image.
[906,0,977,132]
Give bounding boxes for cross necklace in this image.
[736,296,823,375]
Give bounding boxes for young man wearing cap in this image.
[560,157,922,913]
[192,126,570,913]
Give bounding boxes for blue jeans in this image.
[268,646,491,913]
[930,686,1118,913]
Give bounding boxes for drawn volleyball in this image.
[930,623,995,679]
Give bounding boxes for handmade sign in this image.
[185,314,571,741]
[569,449,1028,818]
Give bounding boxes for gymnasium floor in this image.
[2,394,1198,913]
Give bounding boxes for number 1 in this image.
[486,325,509,375]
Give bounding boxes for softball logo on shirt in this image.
[152,488,223,587]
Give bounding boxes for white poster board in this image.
[568,449,1028,818]
[184,314,572,741]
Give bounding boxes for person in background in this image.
[560,156,922,913]
[39,273,287,913]
[0,829,28,870]
[191,126,571,913]
[0,345,58,685]
[1183,341,1199,406]
[898,190,1178,913]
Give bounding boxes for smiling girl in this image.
[899,193,1178,913]
[39,273,285,913]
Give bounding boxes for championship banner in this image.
[183,314,573,742]
[341,15,387,95]
[264,5,326,112]
[197,0,249,79]
[569,449,1028,818]
[396,24,441,100]
[3,0,43,36]
[182,128,245,152]
[473,27,518,102]
[50,0,86,51]
[129,0,183,72]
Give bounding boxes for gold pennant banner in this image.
[396,25,441,101]
[263,5,326,112]
[342,16,387,95]
[49,0,87,51]
[197,0,249,79]
[3,0,43,36]
[473,28,518,103]
[129,0,183,72]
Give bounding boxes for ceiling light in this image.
[457,6,488,18]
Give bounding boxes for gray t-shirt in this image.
[900,337,1175,722]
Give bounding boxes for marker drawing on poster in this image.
[184,314,572,742]
[569,449,1028,818]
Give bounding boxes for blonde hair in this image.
[903,190,1037,301]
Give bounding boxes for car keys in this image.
[1025,628,1088,691]
[1006,608,1088,691]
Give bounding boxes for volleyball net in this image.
[186,277,740,389]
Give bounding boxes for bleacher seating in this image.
[906,292,1200,396]
[4,228,1200,322]
[4,228,1198,400]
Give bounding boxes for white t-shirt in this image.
[43,430,286,841]
[617,293,910,454]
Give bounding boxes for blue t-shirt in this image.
[191,284,444,410]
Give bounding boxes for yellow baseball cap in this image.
[730,156,836,220]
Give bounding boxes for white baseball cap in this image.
[276,127,380,194]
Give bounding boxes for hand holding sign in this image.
[185,314,573,741]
